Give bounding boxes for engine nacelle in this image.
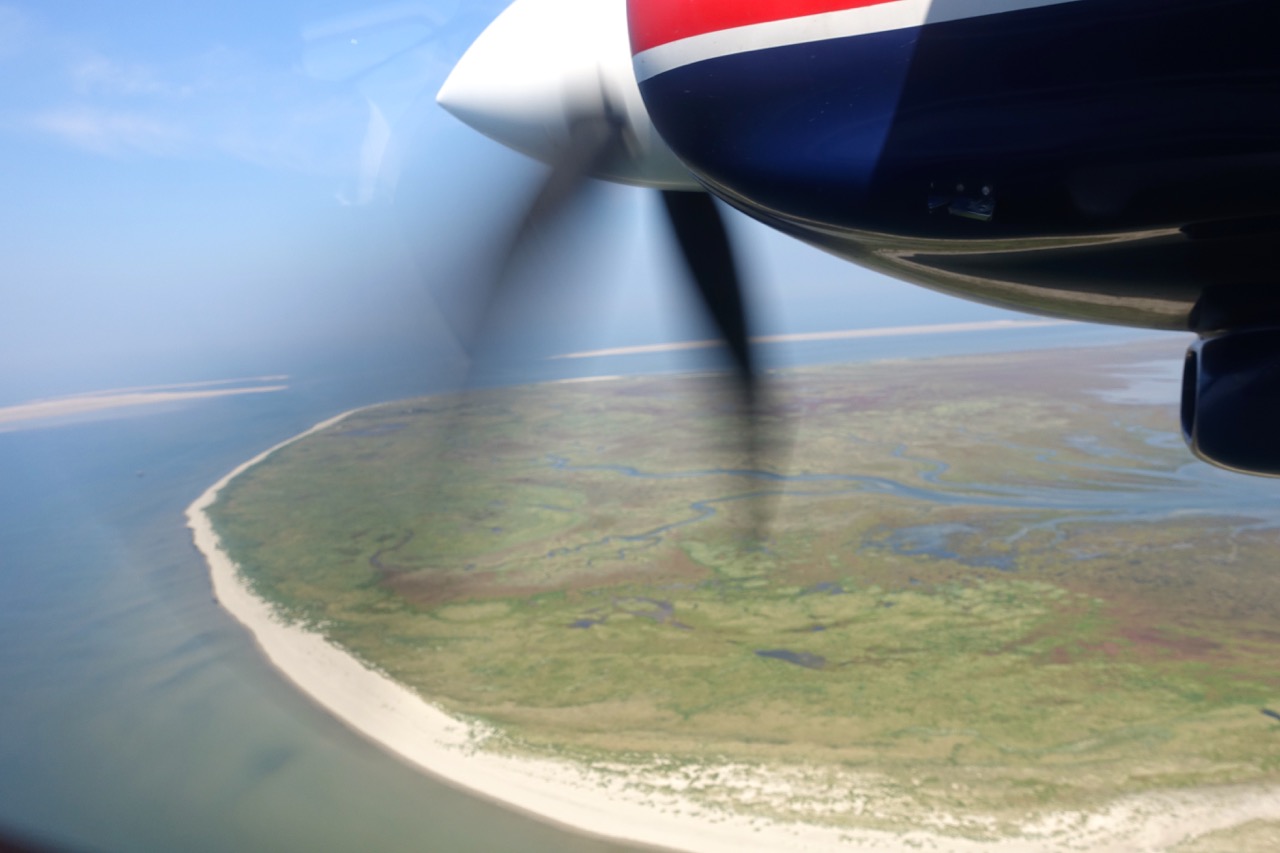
[1182,330,1280,476]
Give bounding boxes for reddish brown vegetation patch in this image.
[386,568,502,608]
[1119,627,1224,661]
[384,544,711,608]
[1045,646,1074,665]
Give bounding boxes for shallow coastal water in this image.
[0,381,647,853]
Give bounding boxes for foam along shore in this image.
[188,406,1280,853]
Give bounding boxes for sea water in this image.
[0,368,645,853]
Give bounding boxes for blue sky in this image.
[0,0,1039,405]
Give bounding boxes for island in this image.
[189,338,1280,852]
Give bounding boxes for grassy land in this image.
[207,340,1280,831]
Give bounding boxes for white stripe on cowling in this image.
[633,0,1086,82]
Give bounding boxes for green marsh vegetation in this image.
[208,341,1280,830]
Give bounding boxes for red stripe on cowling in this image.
[628,0,902,54]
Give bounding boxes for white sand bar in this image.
[188,408,1280,853]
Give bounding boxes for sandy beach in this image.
[187,407,1280,853]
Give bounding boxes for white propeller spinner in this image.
[437,0,699,190]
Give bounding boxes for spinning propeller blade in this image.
[436,0,781,534]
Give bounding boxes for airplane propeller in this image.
[482,83,759,409]
[436,0,777,531]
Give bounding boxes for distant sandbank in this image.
[188,388,1280,853]
[550,319,1071,360]
[2,376,288,432]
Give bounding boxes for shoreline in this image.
[185,405,867,852]
[187,397,1280,853]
